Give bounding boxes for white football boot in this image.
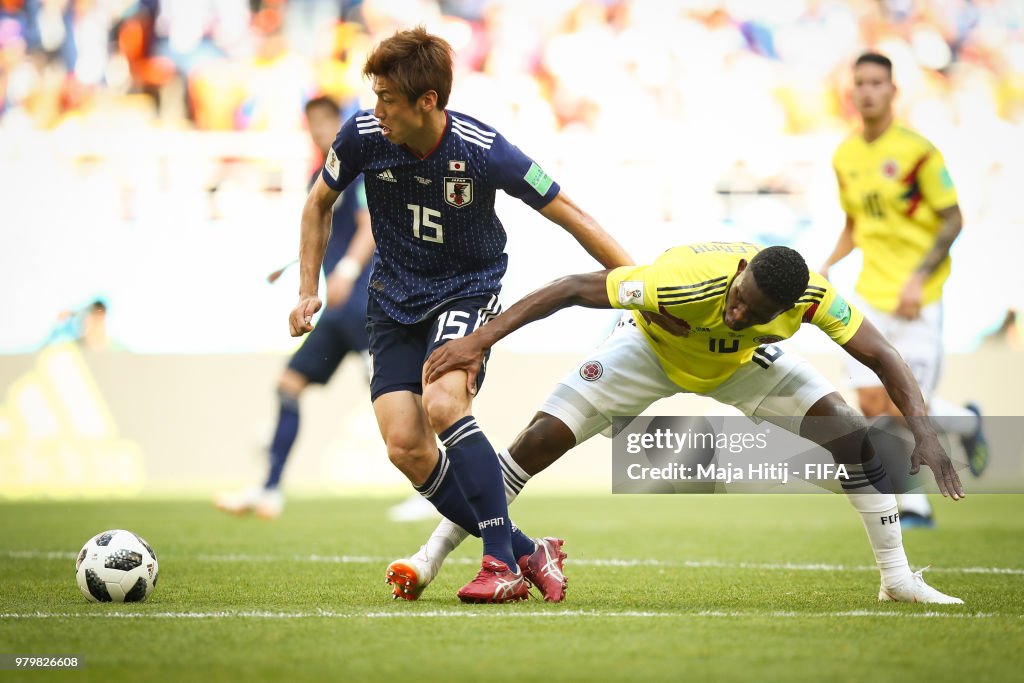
[213,486,263,516]
[214,487,284,520]
[254,488,284,520]
[879,567,964,604]
[385,550,436,601]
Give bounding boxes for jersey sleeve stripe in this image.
[452,129,492,149]
[656,276,728,292]
[355,114,379,122]
[358,127,382,135]
[658,287,728,305]
[450,117,497,138]
[658,282,728,300]
[805,285,826,293]
[899,153,930,217]
[802,302,820,323]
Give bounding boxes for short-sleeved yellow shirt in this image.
[606,242,863,393]
[833,124,958,312]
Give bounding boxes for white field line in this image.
[5,550,1022,576]
[0,609,1006,620]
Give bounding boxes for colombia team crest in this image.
[580,361,603,381]
[444,177,474,208]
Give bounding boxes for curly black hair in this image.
[748,246,809,307]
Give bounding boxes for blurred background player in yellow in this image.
[821,52,988,529]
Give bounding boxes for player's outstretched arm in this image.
[289,176,341,337]
[539,192,633,269]
[423,271,612,391]
[841,318,965,500]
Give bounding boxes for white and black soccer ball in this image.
[75,530,159,603]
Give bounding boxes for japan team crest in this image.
[444,177,474,208]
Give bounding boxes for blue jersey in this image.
[320,109,561,324]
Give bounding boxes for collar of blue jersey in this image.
[402,110,449,161]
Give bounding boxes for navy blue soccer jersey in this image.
[320,108,561,324]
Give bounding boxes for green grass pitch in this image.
[1,494,1021,682]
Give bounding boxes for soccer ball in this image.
[75,530,159,603]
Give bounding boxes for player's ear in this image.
[735,259,748,274]
[418,90,438,112]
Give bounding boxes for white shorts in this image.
[844,293,943,399]
[540,314,837,444]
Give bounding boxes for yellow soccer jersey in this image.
[833,124,958,312]
[605,242,864,393]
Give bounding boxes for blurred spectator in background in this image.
[3,0,1023,355]
[46,298,117,351]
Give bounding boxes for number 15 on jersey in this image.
[407,204,444,243]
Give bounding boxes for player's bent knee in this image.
[278,369,309,397]
[420,382,469,435]
[802,394,871,465]
[508,412,576,476]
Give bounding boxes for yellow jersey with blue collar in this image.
[605,242,864,393]
[833,123,958,312]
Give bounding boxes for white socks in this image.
[496,447,531,502]
[842,455,912,586]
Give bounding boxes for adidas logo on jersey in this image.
[377,169,397,183]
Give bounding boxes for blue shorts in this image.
[367,293,501,401]
[288,296,369,385]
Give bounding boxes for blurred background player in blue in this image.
[215,95,382,520]
[288,27,631,603]
[821,53,989,529]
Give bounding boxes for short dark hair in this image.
[855,52,893,78]
[363,26,453,109]
[748,246,809,307]
[305,95,340,118]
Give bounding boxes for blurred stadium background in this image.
[1,0,1023,498]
